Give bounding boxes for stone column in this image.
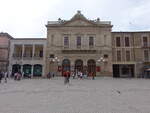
[31,65,34,78]
[32,45,35,59]
[42,65,44,77]
[22,45,24,59]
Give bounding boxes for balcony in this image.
[23,54,32,60]
[33,56,43,60]
[13,54,22,60]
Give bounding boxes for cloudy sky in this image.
[0,0,150,38]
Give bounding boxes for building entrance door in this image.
[12,64,21,76]
[33,64,42,77]
[62,59,70,76]
[75,59,83,72]
[87,60,96,76]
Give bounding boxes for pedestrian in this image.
[22,71,24,78]
[77,71,80,78]
[47,72,51,79]
[80,71,83,79]
[52,72,55,77]
[4,71,7,83]
[83,71,87,79]
[72,71,75,79]
[14,72,17,80]
[63,71,67,84]
[66,70,70,84]
[92,72,95,80]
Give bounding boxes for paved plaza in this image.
[0,77,150,113]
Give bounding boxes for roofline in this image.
[0,32,14,39]
[12,38,46,40]
[112,31,150,33]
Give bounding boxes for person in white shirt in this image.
[80,71,83,79]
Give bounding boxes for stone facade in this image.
[45,11,113,77]
[8,38,46,77]
[112,32,150,77]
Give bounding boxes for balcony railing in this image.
[23,54,32,60]
[13,54,22,60]
[33,56,43,60]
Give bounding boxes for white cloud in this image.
[0,0,150,37]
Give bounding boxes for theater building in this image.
[45,11,113,77]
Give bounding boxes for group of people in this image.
[72,71,95,80]
[0,70,32,84]
[0,71,8,83]
[62,70,96,84]
[14,72,22,81]
[47,72,56,79]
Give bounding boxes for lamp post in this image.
[50,56,60,76]
[97,57,108,72]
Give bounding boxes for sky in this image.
[0,0,150,38]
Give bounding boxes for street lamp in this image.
[50,56,60,76]
[51,57,60,63]
[97,57,108,72]
[97,57,106,63]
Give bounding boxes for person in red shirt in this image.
[64,70,70,84]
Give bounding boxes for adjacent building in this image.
[112,32,150,77]
[8,38,46,77]
[0,32,13,72]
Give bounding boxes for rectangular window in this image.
[117,50,121,61]
[125,37,130,47]
[89,37,94,46]
[116,37,121,47]
[144,50,149,61]
[77,36,81,47]
[126,50,130,61]
[143,37,148,47]
[64,37,69,47]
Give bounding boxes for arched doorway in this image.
[23,64,32,77]
[87,59,96,76]
[12,64,21,76]
[75,59,83,72]
[62,59,70,76]
[33,64,42,77]
[62,59,70,71]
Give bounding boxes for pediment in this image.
[64,19,96,26]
